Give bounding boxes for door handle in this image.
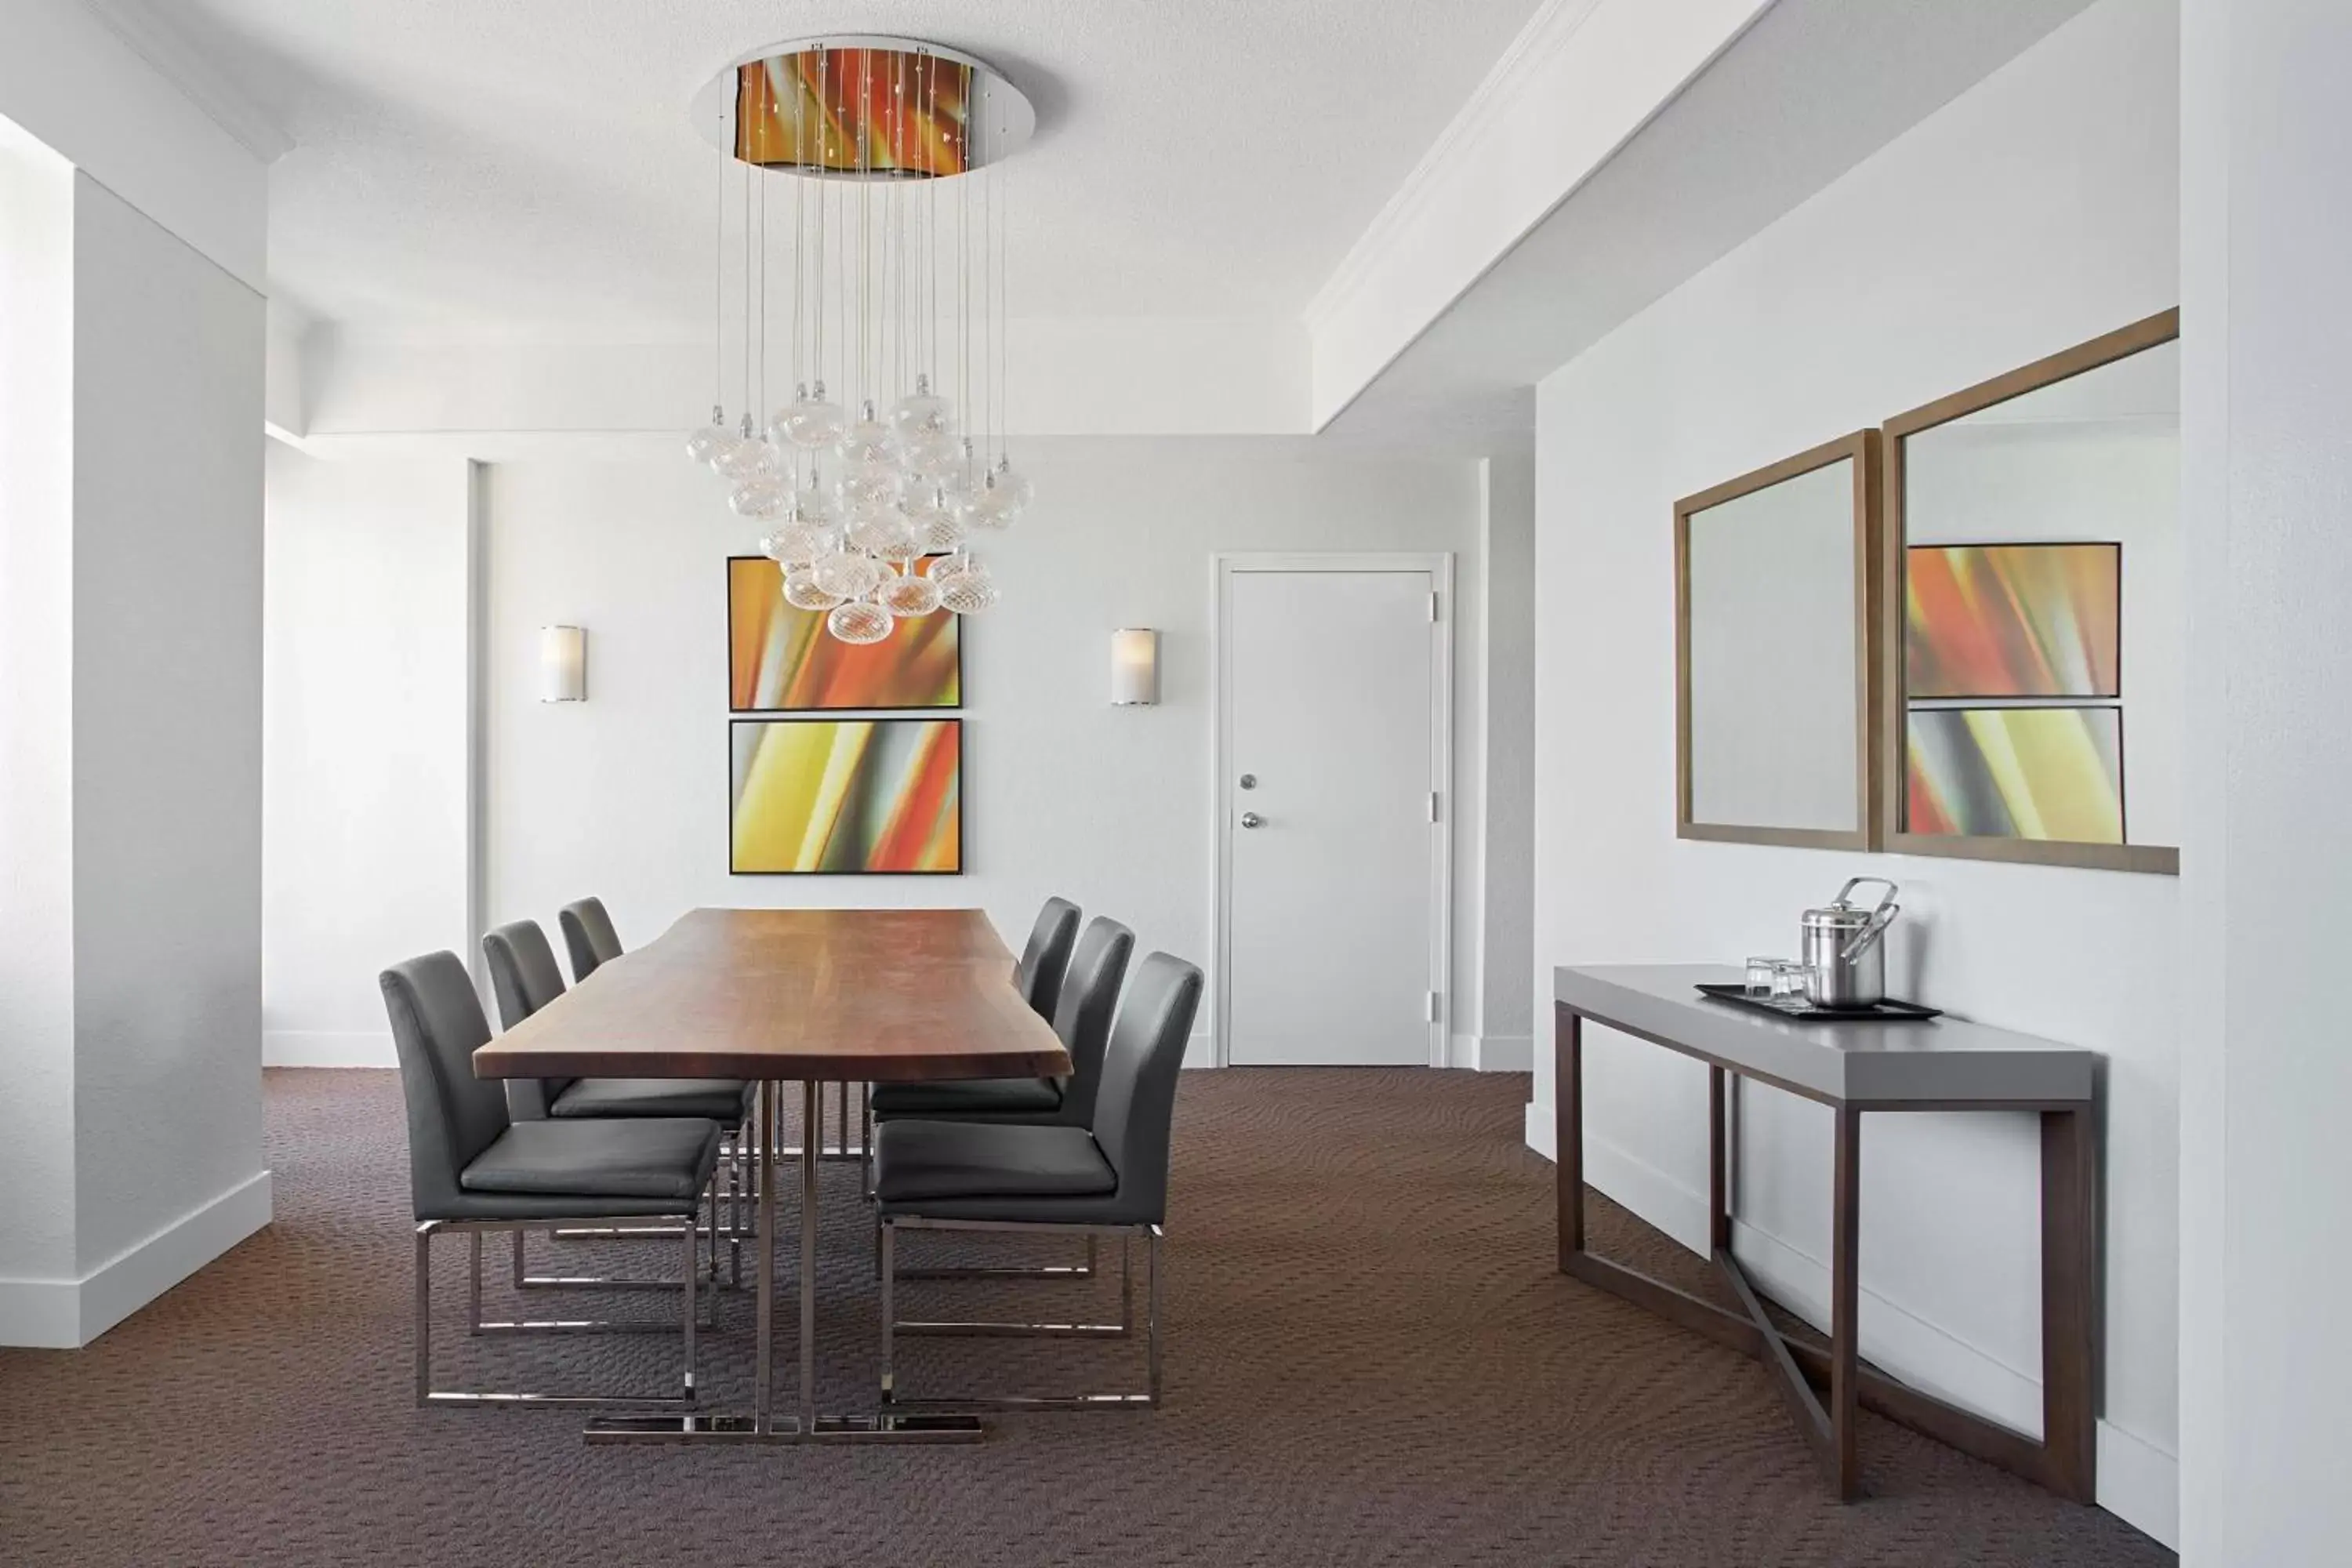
[1240,811,1264,829]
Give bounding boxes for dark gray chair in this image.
[1014,896,1083,1021]
[871,916,1134,1127]
[481,917,753,1283]
[870,917,1135,1280]
[558,895,623,983]
[483,919,752,1124]
[873,950,1203,1410]
[381,949,717,1408]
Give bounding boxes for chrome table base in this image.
[585,1413,985,1445]
[582,1080,989,1447]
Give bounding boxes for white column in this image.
[2179,1,2352,1561]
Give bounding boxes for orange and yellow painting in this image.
[1907,543,2121,699]
[1906,706,2123,844]
[730,719,962,874]
[729,557,960,711]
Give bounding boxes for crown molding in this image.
[81,0,294,164]
[1301,0,1608,336]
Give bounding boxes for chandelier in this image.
[685,38,1036,643]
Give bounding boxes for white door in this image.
[1223,564,1442,1065]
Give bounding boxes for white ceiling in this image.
[151,0,1545,343]
[1323,0,2099,445]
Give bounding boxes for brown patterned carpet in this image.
[0,1069,2172,1567]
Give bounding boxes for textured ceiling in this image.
[158,0,1545,342]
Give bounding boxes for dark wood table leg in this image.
[1555,1004,1584,1267]
[1831,1105,1862,1499]
[1708,1066,1730,1253]
[2041,1105,2099,1503]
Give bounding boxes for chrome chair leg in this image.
[898,1232,1098,1283]
[510,1178,726,1319]
[880,1218,1163,1410]
[416,1220,702,1407]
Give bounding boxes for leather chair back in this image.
[1088,952,1203,1225]
[558,896,623,982]
[481,919,572,1116]
[380,950,510,1221]
[1052,916,1134,1128]
[1014,896,1082,1021]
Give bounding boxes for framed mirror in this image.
[1880,309,2180,874]
[1676,430,1880,850]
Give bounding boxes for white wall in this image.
[0,150,271,1346]
[1529,0,2179,1544]
[65,172,270,1315]
[479,443,1490,1051]
[263,446,475,1065]
[0,116,82,1315]
[1472,451,1537,1065]
[2178,2,2352,1563]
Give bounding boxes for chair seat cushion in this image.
[551,1077,753,1123]
[460,1118,720,1202]
[869,1076,1062,1119]
[873,1120,1116,1205]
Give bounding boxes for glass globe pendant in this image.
[887,375,952,442]
[776,382,848,452]
[836,402,895,474]
[888,376,961,471]
[729,473,789,519]
[782,566,844,612]
[835,465,902,514]
[789,471,838,531]
[684,405,729,466]
[954,467,1016,530]
[760,517,835,568]
[811,550,886,604]
[902,486,965,555]
[931,553,1000,615]
[715,425,777,483]
[989,456,1035,520]
[846,509,922,564]
[877,566,943,618]
[827,598,894,644]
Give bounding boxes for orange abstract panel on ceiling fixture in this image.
[735,47,973,177]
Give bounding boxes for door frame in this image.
[1208,552,1455,1069]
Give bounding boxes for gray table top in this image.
[1554,964,2094,1107]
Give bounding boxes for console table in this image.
[1552,964,2098,1502]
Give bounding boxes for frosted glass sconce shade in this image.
[541,625,587,702]
[1111,628,1160,706]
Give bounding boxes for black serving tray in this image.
[1695,982,1942,1022]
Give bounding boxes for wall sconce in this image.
[1110,627,1160,706]
[541,625,586,702]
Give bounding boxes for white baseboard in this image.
[1182,1032,1216,1069]
[1451,1033,1533,1072]
[0,1169,273,1348]
[264,1029,394,1067]
[1520,1107,2176,1544]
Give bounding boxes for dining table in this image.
[471,906,1073,1445]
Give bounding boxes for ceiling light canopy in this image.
[684,38,1035,643]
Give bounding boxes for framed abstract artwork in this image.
[728,556,962,711]
[1905,706,2124,845]
[1881,307,2179,873]
[729,718,963,874]
[1906,543,2121,699]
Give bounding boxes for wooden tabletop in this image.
[473,907,1073,1083]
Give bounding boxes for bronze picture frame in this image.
[1878,308,2180,875]
[1675,429,1883,851]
